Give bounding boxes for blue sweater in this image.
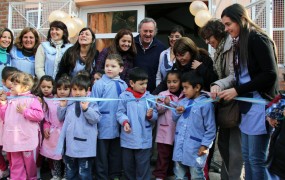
[134,35,166,93]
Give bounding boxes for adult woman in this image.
[0,28,13,88]
[10,27,40,76]
[55,27,97,80]
[35,20,72,79]
[156,25,184,86]
[214,4,278,180]
[153,37,218,95]
[200,19,243,180]
[96,28,136,83]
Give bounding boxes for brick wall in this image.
[0,0,24,28]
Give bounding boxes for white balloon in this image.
[189,1,208,16]
[72,17,85,30]
[195,10,212,27]
[48,10,69,22]
[62,18,79,38]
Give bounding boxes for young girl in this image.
[40,75,71,180]
[0,72,44,179]
[153,70,184,180]
[91,54,127,179]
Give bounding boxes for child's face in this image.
[93,73,102,83]
[182,82,200,99]
[40,80,53,97]
[2,76,13,89]
[167,73,181,94]
[71,85,88,97]
[104,59,123,79]
[130,79,148,94]
[57,85,70,98]
[10,82,27,95]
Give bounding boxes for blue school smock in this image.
[116,90,158,149]
[172,93,216,168]
[91,74,127,139]
[56,101,101,158]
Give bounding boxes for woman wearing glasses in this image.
[156,25,185,86]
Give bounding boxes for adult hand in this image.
[191,60,202,69]
[210,85,221,100]
[218,88,238,100]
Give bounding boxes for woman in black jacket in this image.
[152,37,218,95]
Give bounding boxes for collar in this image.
[163,90,184,100]
[138,36,153,50]
[0,46,7,54]
[102,74,123,83]
[126,87,145,98]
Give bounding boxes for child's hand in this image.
[44,129,50,139]
[124,123,131,133]
[164,96,170,106]
[146,108,153,119]
[17,103,27,114]
[176,106,185,114]
[59,100,67,107]
[198,145,208,156]
[80,101,89,111]
[267,116,279,128]
[0,90,7,103]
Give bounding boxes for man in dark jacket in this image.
[134,17,166,93]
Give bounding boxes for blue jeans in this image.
[241,132,269,180]
[64,155,93,180]
[174,161,205,180]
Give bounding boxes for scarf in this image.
[126,87,145,99]
[213,38,226,79]
[0,46,7,64]
[51,39,63,78]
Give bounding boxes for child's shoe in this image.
[0,169,9,178]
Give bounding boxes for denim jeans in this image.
[64,155,93,180]
[241,132,269,180]
[174,161,205,180]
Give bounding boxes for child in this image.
[0,66,19,178]
[40,75,71,180]
[92,69,104,84]
[56,74,101,179]
[0,72,44,179]
[91,54,127,180]
[116,67,158,180]
[153,70,184,180]
[172,71,216,180]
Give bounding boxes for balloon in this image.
[195,10,212,27]
[72,17,85,30]
[48,10,69,22]
[62,18,79,38]
[189,1,208,16]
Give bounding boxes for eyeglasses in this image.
[168,35,181,40]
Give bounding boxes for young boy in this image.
[91,54,127,180]
[116,67,158,180]
[172,71,216,180]
[1,66,19,92]
[56,74,101,180]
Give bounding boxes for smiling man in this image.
[134,18,166,93]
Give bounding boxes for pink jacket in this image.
[0,91,44,152]
[155,90,184,145]
[40,99,63,160]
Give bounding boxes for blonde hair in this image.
[11,72,34,91]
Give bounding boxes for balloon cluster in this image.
[48,10,85,38]
[189,1,212,27]
[267,98,285,121]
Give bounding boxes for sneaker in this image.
[0,169,9,178]
[50,176,61,180]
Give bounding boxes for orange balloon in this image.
[189,1,208,16]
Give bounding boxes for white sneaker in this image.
[0,169,9,178]
[50,176,61,180]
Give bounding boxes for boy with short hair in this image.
[172,71,216,180]
[56,74,101,180]
[116,67,158,180]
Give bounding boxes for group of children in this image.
[0,53,217,180]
